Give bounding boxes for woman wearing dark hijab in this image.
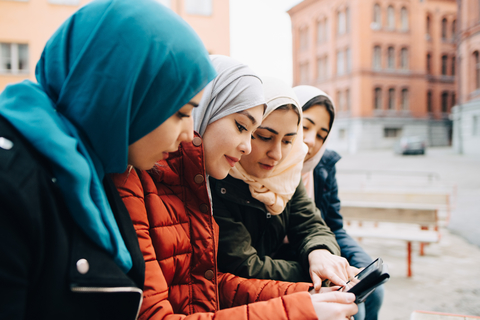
[0,0,215,318]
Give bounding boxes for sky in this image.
[229,0,303,86]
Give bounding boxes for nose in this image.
[179,117,194,143]
[303,131,315,150]
[238,134,252,155]
[267,141,282,161]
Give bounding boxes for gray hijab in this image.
[193,55,265,136]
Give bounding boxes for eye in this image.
[177,111,190,119]
[316,134,326,141]
[235,120,247,133]
[283,140,293,145]
[302,126,308,131]
[256,134,271,141]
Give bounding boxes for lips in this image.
[225,155,239,167]
[259,163,275,170]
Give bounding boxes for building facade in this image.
[288,0,457,153]
[452,0,480,155]
[0,0,229,92]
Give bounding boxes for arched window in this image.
[401,7,409,31]
[346,7,350,33]
[387,6,395,29]
[441,54,448,75]
[426,53,432,74]
[373,45,382,70]
[337,50,345,75]
[337,11,346,35]
[400,48,408,70]
[426,15,431,39]
[388,88,395,110]
[452,20,456,40]
[451,56,456,76]
[427,90,433,113]
[374,87,382,110]
[324,18,329,41]
[300,27,309,51]
[475,51,480,89]
[373,4,381,26]
[401,88,409,110]
[316,20,323,44]
[441,91,449,112]
[441,18,448,40]
[387,47,395,69]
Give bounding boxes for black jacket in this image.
[211,175,340,282]
[0,116,145,319]
[313,149,372,267]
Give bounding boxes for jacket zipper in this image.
[71,286,143,319]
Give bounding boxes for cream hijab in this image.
[229,77,308,215]
[293,85,336,200]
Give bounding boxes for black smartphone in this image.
[338,258,390,304]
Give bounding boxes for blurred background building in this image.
[0,0,229,92]
[288,0,457,153]
[452,0,480,155]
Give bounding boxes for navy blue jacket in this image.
[313,149,372,268]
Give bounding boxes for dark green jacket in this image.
[210,175,340,283]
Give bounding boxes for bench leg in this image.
[407,241,412,277]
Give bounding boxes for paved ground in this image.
[333,147,480,319]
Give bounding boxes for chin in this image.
[207,165,230,180]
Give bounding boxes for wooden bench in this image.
[339,189,452,225]
[341,201,441,277]
[410,310,480,319]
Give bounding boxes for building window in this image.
[339,128,347,139]
[299,62,310,84]
[452,20,456,40]
[337,90,344,111]
[317,57,323,80]
[427,90,433,112]
[346,88,351,111]
[400,7,409,31]
[373,46,381,70]
[337,11,346,35]
[451,56,456,76]
[300,27,309,51]
[473,116,479,136]
[426,15,431,39]
[388,88,395,110]
[374,87,382,109]
[401,88,409,110]
[373,4,381,28]
[337,50,345,75]
[346,47,351,73]
[475,51,480,89]
[441,91,449,112]
[441,18,448,40]
[384,127,402,138]
[441,55,448,75]
[427,53,432,74]
[317,20,323,44]
[400,48,408,70]
[0,43,29,74]
[345,7,350,33]
[324,56,329,79]
[185,0,212,16]
[451,92,456,108]
[387,6,395,30]
[324,18,329,41]
[387,47,395,69]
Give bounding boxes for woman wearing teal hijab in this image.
[0,0,215,318]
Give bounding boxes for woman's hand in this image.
[308,249,359,291]
[310,291,358,320]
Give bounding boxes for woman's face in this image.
[203,104,264,180]
[127,90,204,170]
[302,104,331,162]
[239,108,299,179]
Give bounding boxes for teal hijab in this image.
[0,0,216,273]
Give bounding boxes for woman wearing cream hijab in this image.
[211,77,358,295]
[295,85,384,320]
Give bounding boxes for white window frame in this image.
[185,0,212,16]
[0,42,29,74]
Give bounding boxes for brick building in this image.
[0,0,229,92]
[288,0,457,153]
[452,0,480,155]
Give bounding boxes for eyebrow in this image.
[257,126,297,137]
[187,101,199,108]
[237,110,257,125]
[304,116,330,133]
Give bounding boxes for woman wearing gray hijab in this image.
[113,55,357,319]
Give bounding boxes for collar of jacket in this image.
[315,149,341,171]
[210,175,266,212]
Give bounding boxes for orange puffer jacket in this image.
[112,133,319,320]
